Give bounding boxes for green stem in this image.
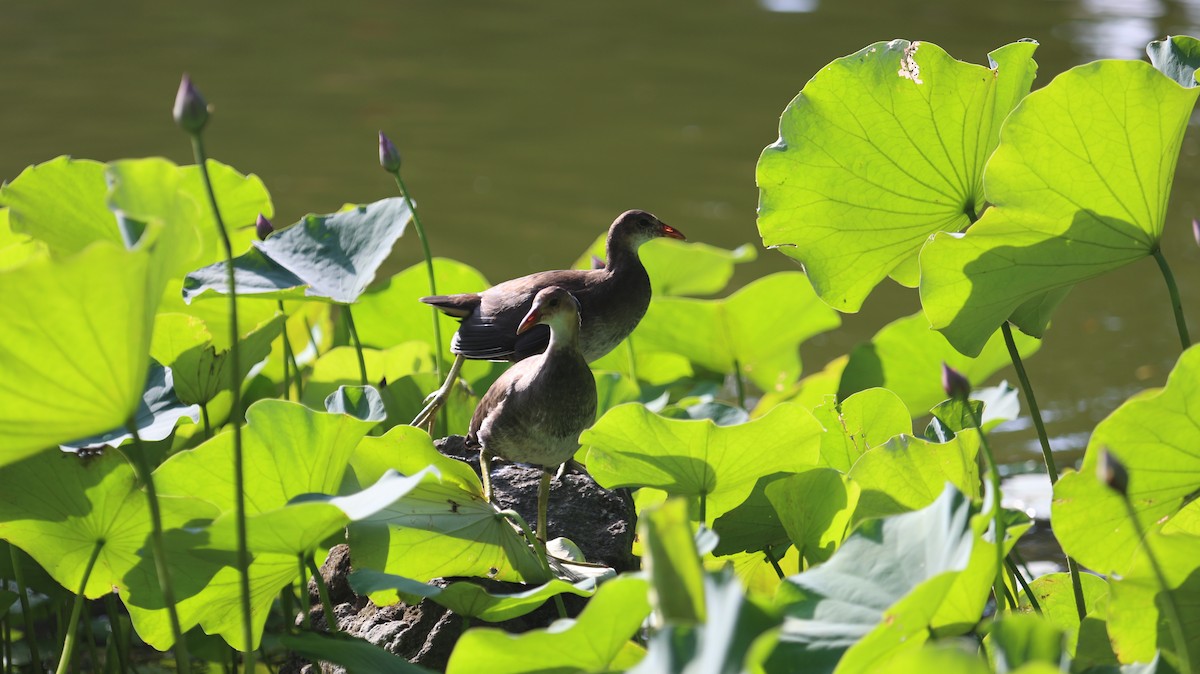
[1121,497,1194,674]
[391,172,442,386]
[280,584,296,634]
[55,540,102,674]
[1006,555,1041,615]
[1001,322,1088,620]
[82,607,100,674]
[297,557,311,630]
[201,403,212,440]
[625,339,639,383]
[126,423,191,673]
[764,546,785,580]
[2,589,11,674]
[190,136,253,672]
[103,594,128,674]
[1153,248,1191,351]
[699,492,708,525]
[732,359,747,410]
[342,306,369,387]
[288,328,306,399]
[965,401,1008,612]
[8,547,41,672]
[278,301,292,402]
[304,557,338,634]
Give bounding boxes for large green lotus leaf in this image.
[1017,572,1110,656]
[106,158,271,277]
[641,498,706,625]
[0,156,121,254]
[324,384,388,422]
[353,258,493,372]
[593,371,642,421]
[920,60,1200,356]
[348,426,541,583]
[932,509,1031,634]
[349,568,594,621]
[152,312,284,406]
[768,485,981,674]
[583,402,823,524]
[122,536,295,651]
[849,432,980,522]
[765,468,860,566]
[574,235,757,297]
[281,632,434,673]
[183,197,411,304]
[756,41,1038,312]
[445,574,650,674]
[1107,529,1200,667]
[153,399,376,514]
[1052,344,1200,574]
[711,473,793,556]
[811,388,911,472]
[300,343,435,409]
[0,450,217,599]
[0,242,160,464]
[839,313,1040,416]
[590,347,694,387]
[0,207,48,270]
[633,272,841,393]
[630,569,781,674]
[866,643,991,674]
[60,361,200,450]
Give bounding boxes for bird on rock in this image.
[466,286,598,541]
[412,209,683,427]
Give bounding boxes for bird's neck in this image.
[604,235,645,274]
[545,318,582,354]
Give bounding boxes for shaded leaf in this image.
[849,432,981,522]
[325,385,387,422]
[766,468,860,566]
[151,312,285,406]
[1107,529,1200,667]
[1147,35,1200,88]
[281,632,434,673]
[60,361,200,451]
[350,568,594,622]
[920,60,1199,355]
[641,499,706,625]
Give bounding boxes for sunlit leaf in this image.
[633,272,841,392]
[0,243,160,464]
[920,60,1199,355]
[0,207,48,270]
[810,388,911,472]
[839,313,1040,415]
[151,312,285,406]
[641,499,706,625]
[183,197,411,304]
[766,468,860,566]
[0,156,120,254]
[849,432,981,522]
[1016,572,1110,657]
[756,40,1037,311]
[1107,528,1200,667]
[584,402,823,524]
[444,575,650,674]
[1052,344,1200,574]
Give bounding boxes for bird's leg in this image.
[480,448,494,503]
[411,353,465,428]
[537,469,551,543]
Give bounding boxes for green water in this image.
[3,0,1198,469]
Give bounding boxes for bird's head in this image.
[517,286,583,335]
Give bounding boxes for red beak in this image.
[660,224,686,241]
[516,307,542,335]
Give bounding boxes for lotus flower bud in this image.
[941,362,971,400]
[1097,448,1129,496]
[173,74,209,133]
[379,131,402,173]
[1193,218,1200,248]
[255,214,273,241]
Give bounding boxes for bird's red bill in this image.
[661,224,686,240]
[516,309,542,334]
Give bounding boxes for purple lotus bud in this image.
[941,362,971,400]
[590,255,607,270]
[378,131,402,173]
[1097,447,1129,496]
[378,376,388,388]
[255,214,273,240]
[172,74,209,133]
[1193,218,1200,248]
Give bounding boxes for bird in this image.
[412,209,683,427]
[465,286,598,542]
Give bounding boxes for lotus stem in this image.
[9,547,42,672]
[499,509,568,619]
[81,611,100,674]
[764,545,785,580]
[278,301,293,401]
[304,557,338,634]
[625,339,639,383]
[103,593,129,673]
[54,540,102,674]
[296,557,311,630]
[1153,248,1191,350]
[342,305,369,387]
[389,171,443,386]
[3,605,11,674]
[200,403,212,439]
[1006,555,1041,615]
[189,134,253,671]
[964,401,1008,612]
[732,359,747,409]
[126,421,191,672]
[1001,323,1087,619]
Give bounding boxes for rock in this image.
[279,435,636,673]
